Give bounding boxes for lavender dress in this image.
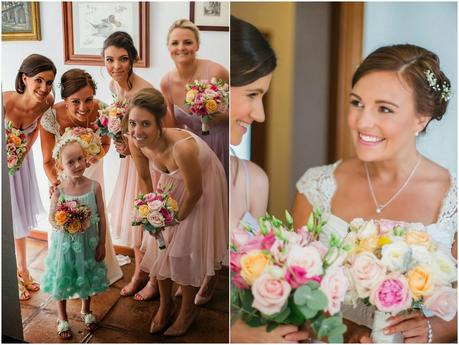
[7,118,45,239]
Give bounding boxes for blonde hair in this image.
[167,19,200,46]
[53,137,85,174]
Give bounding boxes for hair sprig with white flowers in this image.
[52,133,85,160]
[424,69,452,102]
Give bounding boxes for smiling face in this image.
[347,71,429,162]
[22,70,55,102]
[167,28,199,64]
[64,85,95,123]
[230,73,273,145]
[104,46,131,82]
[128,106,161,149]
[60,142,86,178]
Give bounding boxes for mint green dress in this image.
[42,181,109,300]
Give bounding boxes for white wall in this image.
[363,2,457,174]
[2,1,229,231]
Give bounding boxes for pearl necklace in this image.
[365,155,422,214]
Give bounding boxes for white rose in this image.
[285,231,302,245]
[286,244,323,277]
[147,211,165,228]
[410,244,433,266]
[381,242,412,273]
[324,246,347,270]
[350,252,386,298]
[147,200,163,212]
[320,266,349,315]
[357,220,378,239]
[432,251,457,285]
[349,218,366,232]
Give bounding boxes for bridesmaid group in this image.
[3,19,228,337]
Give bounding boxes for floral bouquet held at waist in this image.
[131,184,179,250]
[96,97,129,158]
[231,209,349,343]
[5,121,28,175]
[53,197,92,235]
[185,78,229,135]
[341,218,457,343]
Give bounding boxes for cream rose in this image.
[147,200,163,212]
[87,142,101,155]
[320,266,349,315]
[431,251,457,285]
[350,252,386,298]
[357,220,378,239]
[147,211,165,228]
[381,242,412,273]
[251,272,291,315]
[286,244,323,278]
[108,117,122,134]
[424,286,457,321]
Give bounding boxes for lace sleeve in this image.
[40,107,60,137]
[436,174,457,246]
[295,162,340,213]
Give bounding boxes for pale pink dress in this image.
[140,129,228,287]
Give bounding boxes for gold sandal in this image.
[18,280,31,301]
[17,272,40,292]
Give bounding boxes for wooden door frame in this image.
[328,2,364,161]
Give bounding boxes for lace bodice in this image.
[41,107,62,138]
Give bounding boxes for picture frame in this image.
[189,2,229,31]
[62,2,149,67]
[2,2,41,41]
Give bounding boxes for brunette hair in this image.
[102,31,139,90]
[167,19,200,45]
[353,44,451,131]
[60,69,97,99]
[15,54,56,93]
[230,16,277,86]
[121,88,167,137]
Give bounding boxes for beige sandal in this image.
[57,319,72,340]
[81,311,97,331]
[18,280,31,301]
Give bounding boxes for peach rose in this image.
[167,197,178,212]
[10,135,21,146]
[406,265,434,299]
[67,220,82,234]
[240,250,270,285]
[54,211,68,225]
[138,204,150,218]
[251,272,291,315]
[205,99,218,114]
[350,252,386,298]
[405,230,431,248]
[79,133,92,143]
[424,286,457,321]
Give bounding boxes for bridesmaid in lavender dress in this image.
[3,54,56,301]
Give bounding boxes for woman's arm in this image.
[48,188,59,226]
[173,139,203,221]
[94,181,107,261]
[128,136,153,194]
[247,160,269,217]
[291,192,314,229]
[231,319,310,343]
[208,63,229,126]
[39,123,59,185]
[160,75,179,128]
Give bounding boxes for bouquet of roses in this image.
[341,218,457,342]
[96,97,129,158]
[53,197,92,235]
[5,120,28,175]
[231,209,349,343]
[131,184,179,250]
[63,127,105,163]
[184,77,229,135]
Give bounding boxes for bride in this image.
[292,44,457,343]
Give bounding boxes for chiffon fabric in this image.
[140,129,228,287]
[40,108,123,284]
[7,118,45,239]
[42,181,109,300]
[296,161,458,329]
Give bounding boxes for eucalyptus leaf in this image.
[328,333,344,344]
[294,285,312,305]
[307,280,320,290]
[297,304,317,319]
[266,322,279,332]
[308,290,328,310]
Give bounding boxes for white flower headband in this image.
[52,134,85,160]
[424,69,452,102]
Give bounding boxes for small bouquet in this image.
[63,127,105,163]
[53,197,92,235]
[185,77,229,135]
[342,218,457,343]
[231,209,348,343]
[5,121,28,175]
[96,97,129,158]
[131,184,179,249]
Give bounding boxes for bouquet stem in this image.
[201,121,209,135]
[371,310,404,343]
[156,232,166,250]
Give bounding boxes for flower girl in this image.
[42,134,109,340]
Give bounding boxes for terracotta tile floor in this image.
[19,238,229,343]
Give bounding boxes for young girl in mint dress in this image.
[42,135,109,340]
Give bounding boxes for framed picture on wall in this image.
[2,2,41,41]
[190,2,229,31]
[62,2,149,67]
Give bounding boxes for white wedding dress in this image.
[41,108,123,285]
[296,161,457,328]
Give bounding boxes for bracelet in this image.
[426,318,433,343]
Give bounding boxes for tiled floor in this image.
[19,238,229,343]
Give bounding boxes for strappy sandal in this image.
[134,280,159,301]
[120,276,144,297]
[17,272,40,292]
[81,311,97,331]
[57,319,72,340]
[18,280,31,301]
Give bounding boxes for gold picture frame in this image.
[2,2,41,41]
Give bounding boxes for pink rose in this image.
[233,273,249,289]
[230,252,241,273]
[148,200,163,212]
[285,265,309,289]
[350,252,386,298]
[144,193,156,203]
[108,117,121,134]
[370,274,412,314]
[240,236,264,253]
[147,212,165,228]
[231,227,251,249]
[251,273,291,315]
[320,267,349,315]
[100,116,109,127]
[7,155,18,167]
[286,244,323,278]
[424,286,457,321]
[296,226,313,246]
[261,231,276,250]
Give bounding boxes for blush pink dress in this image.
[140,129,228,287]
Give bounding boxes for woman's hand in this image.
[231,319,311,343]
[49,181,60,199]
[115,140,130,156]
[385,310,430,343]
[95,242,106,262]
[345,323,373,343]
[86,156,99,167]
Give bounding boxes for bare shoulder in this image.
[160,73,170,93]
[92,179,102,193]
[246,160,268,189]
[108,79,116,94]
[420,157,451,186]
[334,158,363,180]
[173,134,199,158]
[205,59,228,80]
[3,91,15,105]
[135,74,153,89]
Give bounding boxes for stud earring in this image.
[415,131,419,137]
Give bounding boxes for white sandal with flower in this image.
[57,319,72,340]
[81,311,97,331]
